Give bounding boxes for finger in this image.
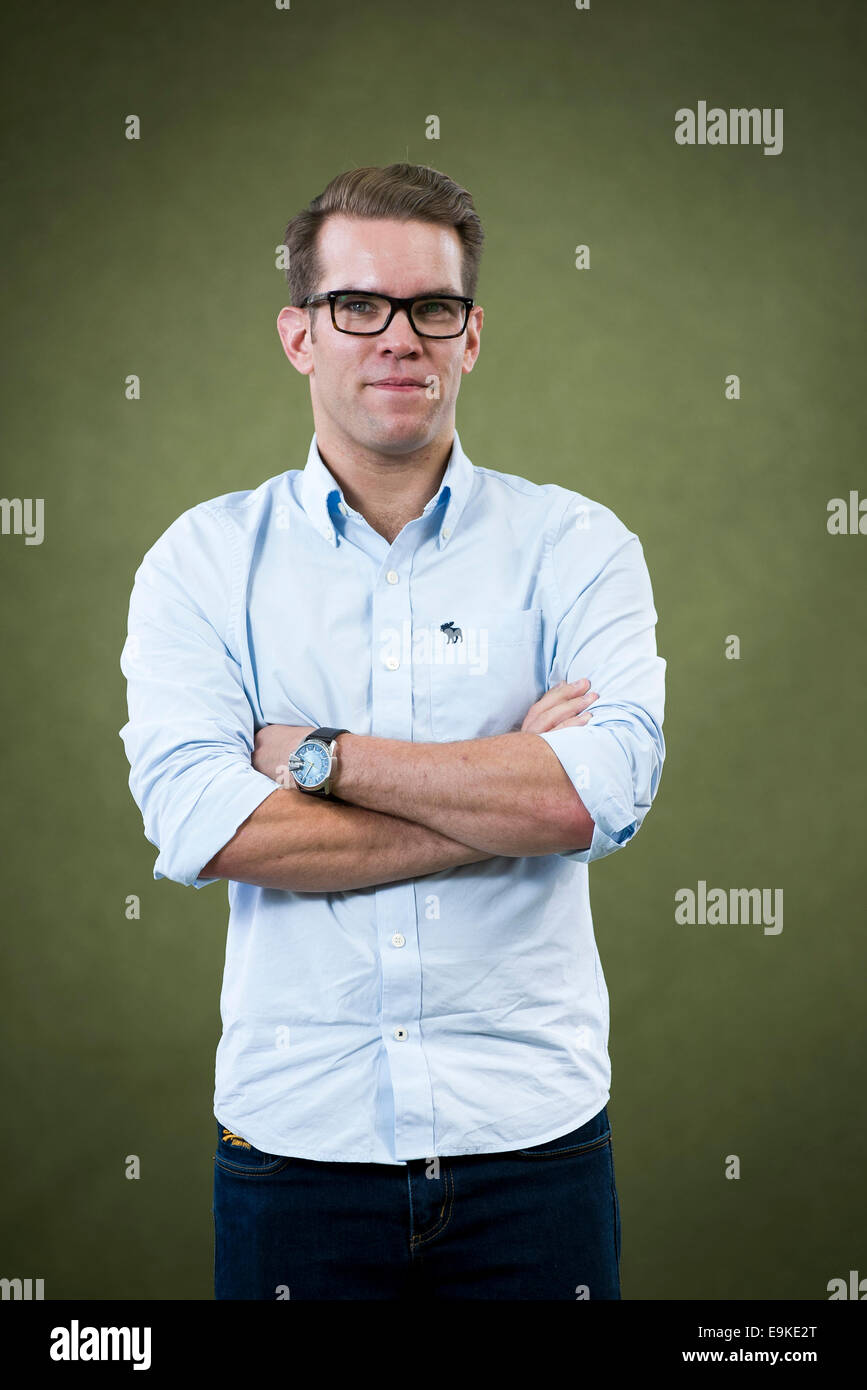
[525,678,591,719]
[522,690,598,734]
[549,709,595,730]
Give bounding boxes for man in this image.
[119,163,666,1301]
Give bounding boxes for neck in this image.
[315,427,453,543]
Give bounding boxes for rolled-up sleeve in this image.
[118,503,279,888]
[538,498,666,864]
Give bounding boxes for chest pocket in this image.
[420,607,544,741]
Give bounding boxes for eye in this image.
[339,296,377,313]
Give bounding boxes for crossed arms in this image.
[199,681,599,892]
[120,504,665,892]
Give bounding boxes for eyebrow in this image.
[333,286,464,298]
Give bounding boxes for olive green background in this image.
[1,0,864,1300]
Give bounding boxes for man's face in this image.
[278,215,483,458]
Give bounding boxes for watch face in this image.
[294,739,330,788]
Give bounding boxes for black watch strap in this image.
[309,727,349,744]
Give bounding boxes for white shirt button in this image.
[442,527,451,539]
[386,569,399,584]
[393,1027,408,1041]
[338,502,348,516]
[385,656,399,671]
[391,933,406,948]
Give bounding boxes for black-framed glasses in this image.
[301,289,474,339]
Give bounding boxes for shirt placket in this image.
[370,524,436,1160]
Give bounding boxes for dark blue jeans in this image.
[213,1103,621,1300]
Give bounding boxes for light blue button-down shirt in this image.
[119,430,665,1164]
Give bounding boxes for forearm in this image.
[333,731,593,856]
[199,787,497,892]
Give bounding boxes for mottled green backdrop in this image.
[1,0,864,1300]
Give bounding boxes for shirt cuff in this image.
[536,726,638,864]
[153,768,281,889]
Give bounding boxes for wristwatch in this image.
[286,727,349,799]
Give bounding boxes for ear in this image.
[277,306,314,377]
[462,304,483,373]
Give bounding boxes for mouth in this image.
[368,379,427,392]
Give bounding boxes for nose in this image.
[377,306,421,351]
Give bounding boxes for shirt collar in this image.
[298,429,474,549]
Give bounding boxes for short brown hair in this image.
[281,163,485,318]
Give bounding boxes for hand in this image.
[252,723,315,785]
[521,679,598,734]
